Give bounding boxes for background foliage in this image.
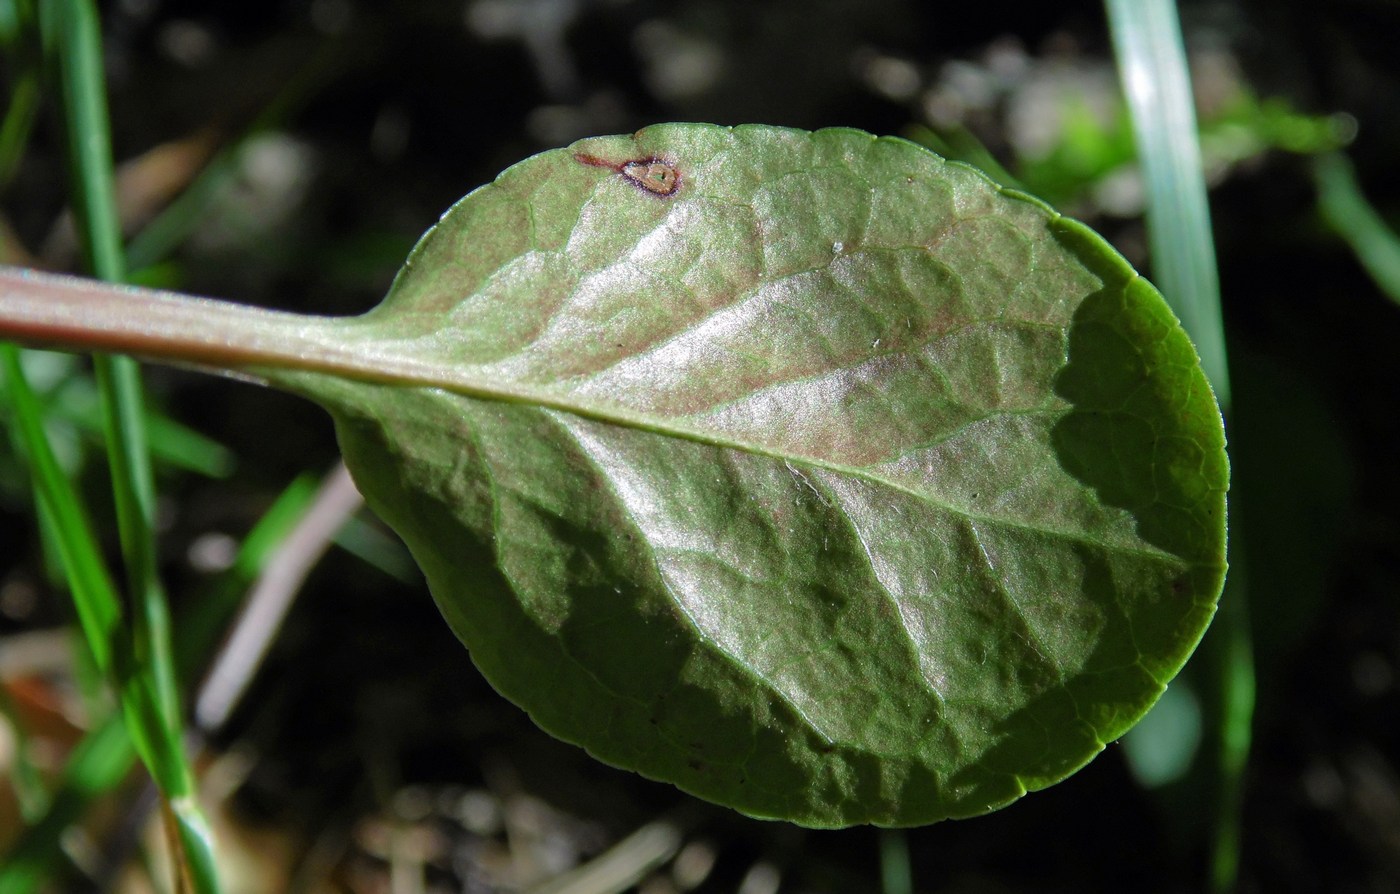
[1,0,1398,891]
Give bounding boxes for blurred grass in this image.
[879,829,912,894]
[0,340,151,891]
[0,0,38,193]
[45,0,180,730]
[909,63,1348,222]
[0,471,329,889]
[1105,1,1249,891]
[124,43,341,274]
[1314,151,1400,307]
[12,0,221,889]
[1,345,124,679]
[0,5,382,882]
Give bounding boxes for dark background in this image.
[3,0,1399,891]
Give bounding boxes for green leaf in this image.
[268,124,1227,827]
[0,124,1227,827]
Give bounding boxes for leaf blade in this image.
[269,124,1226,826]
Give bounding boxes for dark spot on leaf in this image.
[574,152,681,198]
[622,159,680,196]
[688,758,707,771]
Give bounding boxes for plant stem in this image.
[0,265,539,411]
[0,265,347,373]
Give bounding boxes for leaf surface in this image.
[269,124,1227,827]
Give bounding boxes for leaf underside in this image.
[266,124,1227,827]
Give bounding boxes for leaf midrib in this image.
[279,335,1197,571]
[0,267,1195,567]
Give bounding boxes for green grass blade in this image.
[91,359,183,720]
[878,829,913,894]
[1105,2,1250,890]
[45,0,181,764]
[176,474,321,674]
[0,71,40,189]
[40,1,220,889]
[13,360,238,477]
[124,149,242,271]
[1105,0,1230,405]
[43,0,122,279]
[0,0,39,186]
[117,407,236,478]
[0,473,325,889]
[47,0,181,719]
[1210,568,1255,890]
[332,513,421,584]
[1,345,122,672]
[231,476,323,575]
[1313,151,1400,307]
[2,344,169,770]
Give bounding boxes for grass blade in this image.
[878,829,912,894]
[2,344,167,789]
[1313,151,1400,307]
[46,0,179,721]
[37,0,221,889]
[1,345,122,672]
[0,473,327,887]
[1105,2,1250,891]
[1105,0,1230,401]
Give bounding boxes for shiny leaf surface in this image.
[269,124,1227,827]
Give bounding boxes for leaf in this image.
[259,124,1227,827]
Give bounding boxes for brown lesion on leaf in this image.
[574,152,681,198]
